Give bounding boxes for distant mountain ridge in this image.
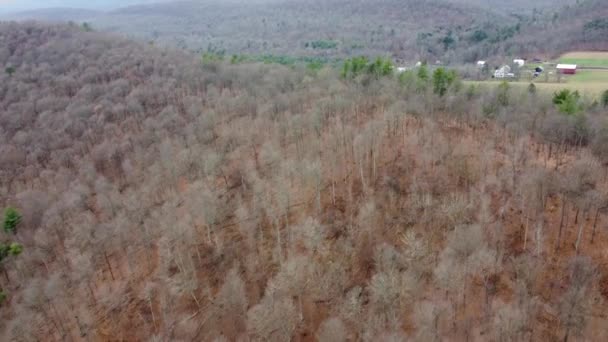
[491,0,608,58]
[446,0,577,13]
[0,0,172,13]
[2,0,606,62]
[0,8,101,22]
[80,0,515,62]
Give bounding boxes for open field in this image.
[560,51,608,59]
[559,51,608,68]
[569,70,608,83]
[471,53,608,98]
[465,80,608,98]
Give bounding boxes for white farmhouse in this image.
[513,59,525,67]
[494,65,513,79]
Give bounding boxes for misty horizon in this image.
[0,0,174,13]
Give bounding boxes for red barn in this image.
[556,64,577,75]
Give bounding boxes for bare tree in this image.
[436,224,495,312]
[559,256,598,342]
[492,301,527,342]
[246,295,297,342]
[316,317,347,342]
[214,267,248,339]
[412,300,448,342]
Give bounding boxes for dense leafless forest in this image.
[1,21,608,341]
[56,0,513,62]
[493,0,608,58]
[5,0,607,62]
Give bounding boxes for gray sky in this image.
[0,0,171,13]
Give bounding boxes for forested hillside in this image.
[1,8,102,22]
[0,0,171,13]
[1,22,608,341]
[88,0,512,62]
[447,0,576,13]
[4,0,606,62]
[487,0,608,58]
[3,0,515,63]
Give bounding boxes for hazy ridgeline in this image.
[4,0,607,62]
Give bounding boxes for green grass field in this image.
[559,58,608,68]
[559,51,608,68]
[568,70,608,82]
[464,80,607,98]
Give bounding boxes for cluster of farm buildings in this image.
[477,58,577,79]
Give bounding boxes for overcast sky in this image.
[0,0,171,13]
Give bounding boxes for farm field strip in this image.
[559,51,608,68]
[464,80,607,98]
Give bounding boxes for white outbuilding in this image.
[494,65,513,78]
[513,59,525,67]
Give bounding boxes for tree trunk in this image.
[331,181,336,205]
[49,301,68,339]
[462,263,468,311]
[41,305,63,339]
[359,163,366,190]
[523,212,529,251]
[591,208,600,244]
[276,220,282,265]
[104,250,115,281]
[1,267,9,284]
[556,199,566,251]
[190,291,201,309]
[149,297,157,331]
[575,211,586,254]
[88,282,96,305]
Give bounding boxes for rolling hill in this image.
[3,0,606,62]
[447,0,577,13]
[3,0,515,62]
[0,0,172,13]
[487,0,608,59]
[90,0,513,62]
[1,19,608,342]
[0,8,101,22]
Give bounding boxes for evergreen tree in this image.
[433,67,458,97]
[497,81,510,106]
[601,90,608,108]
[3,207,20,234]
[0,208,23,304]
[417,63,429,81]
[433,68,448,97]
[553,89,582,115]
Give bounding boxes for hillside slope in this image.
[448,0,576,13]
[0,8,101,22]
[0,0,172,13]
[490,0,608,58]
[1,22,608,341]
[5,0,514,62]
[3,0,606,62]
